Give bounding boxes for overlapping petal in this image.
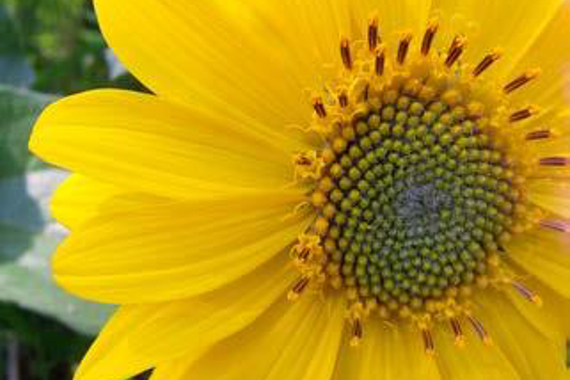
[332,323,440,380]
[430,0,565,79]
[507,227,570,298]
[93,0,432,134]
[30,90,298,200]
[73,254,295,380]
[157,293,345,380]
[53,190,310,303]
[474,291,569,380]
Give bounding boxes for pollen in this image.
[290,15,547,351]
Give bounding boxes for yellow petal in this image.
[73,254,294,380]
[52,175,177,230]
[434,323,521,380]
[93,0,431,130]
[474,291,569,380]
[508,5,570,111]
[73,306,153,380]
[526,180,570,218]
[333,322,440,380]
[128,253,297,362]
[507,226,570,298]
[430,0,564,79]
[30,90,297,200]
[175,293,345,380]
[149,361,190,380]
[54,190,310,303]
[52,175,121,229]
[504,277,570,343]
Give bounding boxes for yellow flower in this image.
[29,0,570,379]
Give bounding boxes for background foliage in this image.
[0,0,142,378]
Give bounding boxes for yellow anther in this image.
[293,150,325,181]
[311,191,328,208]
[314,217,330,236]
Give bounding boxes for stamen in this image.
[338,90,349,108]
[472,49,502,77]
[503,69,541,94]
[368,17,380,52]
[450,318,465,347]
[291,234,322,264]
[340,38,353,70]
[467,316,492,345]
[293,150,325,181]
[539,157,570,167]
[397,33,413,65]
[287,276,311,301]
[525,129,551,141]
[509,106,539,123]
[540,218,570,233]
[511,280,542,305]
[421,328,436,356]
[363,83,370,101]
[375,45,386,76]
[421,18,439,56]
[312,97,327,118]
[350,317,364,347]
[445,35,467,68]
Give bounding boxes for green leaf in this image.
[0,84,54,178]
[0,170,113,336]
[0,55,35,88]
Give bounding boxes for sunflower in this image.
[29,0,570,379]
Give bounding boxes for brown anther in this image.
[450,318,465,346]
[287,276,311,301]
[511,281,542,305]
[509,106,538,123]
[472,49,502,77]
[375,45,386,76]
[503,69,541,94]
[540,218,570,233]
[539,157,570,167]
[397,33,413,65]
[421,19,439,55]
[445,35,467,68]
[340,38,353,70]
[421,328,435,356]
[350,317,364,347]
[312,97,327,118]
[338,91,349,108]
[467,316,492,345]
[368,17,380,51]
[363,83,370,101]
[525,129,551,141]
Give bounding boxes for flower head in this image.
[30,1,570,379]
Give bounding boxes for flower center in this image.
[289,15,549,349]
[318,92,519,311]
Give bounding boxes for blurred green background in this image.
[0,0,144,378]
